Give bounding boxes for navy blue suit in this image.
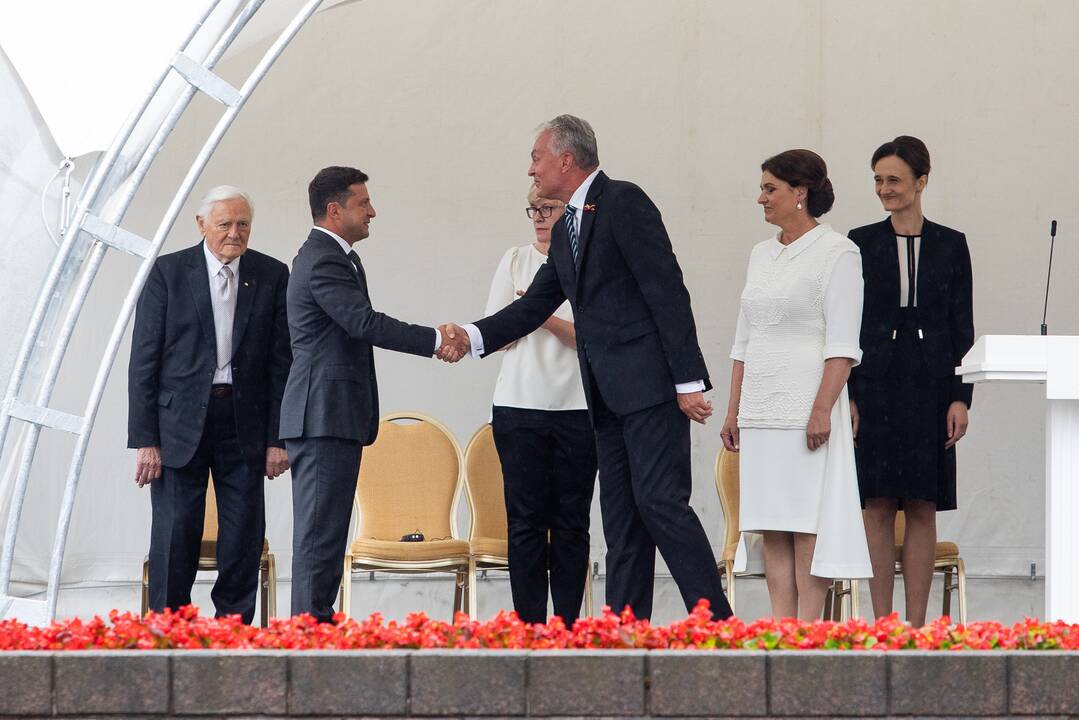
[473,172,731,620]
[128,241,291,622]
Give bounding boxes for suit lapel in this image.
[185,243,217,352]
[574,171,608,285]
[880,218,901,305]
[231,257,256,354]
[916,218,938,303]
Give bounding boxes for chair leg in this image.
[467,557,477,619]
[956,557,967,625]
[266,553,277,621]
[452,569,464,616]
[583,561,594,618]
[942,567,953,620]
[726,566,737,617]
[259,554,269,627]
[338,555,353,620]
[141,560,149,616]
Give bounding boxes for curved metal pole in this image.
[0,0,269,594]
[0,0,224,591]
[103,0,268,226]
[45,0,326,620]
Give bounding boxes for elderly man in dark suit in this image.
[442,115,733,620]
[128,185,291,623]
[281,166,463,622]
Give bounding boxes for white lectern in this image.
[957,335,1079,622]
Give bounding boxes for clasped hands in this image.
[436,323,471,362]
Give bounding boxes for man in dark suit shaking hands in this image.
[281,166,464,622]
[443,116,732,620]
[129,185,292,624]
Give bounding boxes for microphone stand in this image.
[1041,220,1058,336]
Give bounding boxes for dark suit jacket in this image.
[848,217,975,407]
[128,242,292,469]
[279,229,435,445]
[474,171,709,415]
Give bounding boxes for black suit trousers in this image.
[148,393,265,624]
[287,436,363,622]
[491,406,597,624]
[591,384,732,621]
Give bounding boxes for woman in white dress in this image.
[720,149,872,620]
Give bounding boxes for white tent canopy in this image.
[0,1,354,157]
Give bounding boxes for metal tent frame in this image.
[0,0,326,624]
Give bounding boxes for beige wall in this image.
[15,1,1079,611]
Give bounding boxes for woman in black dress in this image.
[848,136,974,626]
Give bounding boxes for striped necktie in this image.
[564,204,579,261]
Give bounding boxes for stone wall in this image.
[1,650,1077,717]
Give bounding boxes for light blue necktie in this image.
[565,204,579,261]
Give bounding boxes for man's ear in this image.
[195,215,206,235]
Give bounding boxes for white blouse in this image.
[485,244,588,411]
[730,224,864,429]
[897,234,921,307]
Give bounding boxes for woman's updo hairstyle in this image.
[761,149,834,218]
[871,135,931,178]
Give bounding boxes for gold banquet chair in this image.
[714,447,859,620]
[462,423,594,619]
[338,412,475,619]
[140,475,277,625]
[893,510,967,624]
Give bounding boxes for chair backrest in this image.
[203,475,218,543]
[463,423,508,542]
[355,412,466,541]
[714,448,741,562]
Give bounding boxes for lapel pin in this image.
[584,203,597,212]
[244,281,250,287]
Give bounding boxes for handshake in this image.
[436,323,471,363]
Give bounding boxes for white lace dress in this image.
[730,224,872,579]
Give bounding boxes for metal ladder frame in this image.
[0,0,326,623]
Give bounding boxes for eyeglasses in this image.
[526,204,561,219]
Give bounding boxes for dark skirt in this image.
[855,307,957,511]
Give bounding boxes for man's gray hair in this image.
[197,185,254,219]
[538,114,599,171]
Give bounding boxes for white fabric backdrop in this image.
[1,1,1077,608]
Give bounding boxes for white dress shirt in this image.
[203,242,240,385]
[311,226,440,353]
[462,169,703,394]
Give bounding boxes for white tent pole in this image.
[0,0,225,592]
[44,0,326,621]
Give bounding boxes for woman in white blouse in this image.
[483,187,597,625]
[720,149,871,619]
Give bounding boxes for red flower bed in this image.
[0,600,1076,651]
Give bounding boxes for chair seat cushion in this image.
[201,538,269,561]
[470,536,508,559]
[350,537,471,562]
[894,541,960,562]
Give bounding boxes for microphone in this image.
[1041,220,1058,335]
